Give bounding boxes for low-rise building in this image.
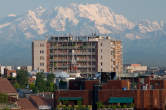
[4,69,17,78]
[54,77,166,110]
[29,95,52,110]
[18,98,37,110]
[0,78,18,98]
[124,64,147,74]
[0,78,19,109]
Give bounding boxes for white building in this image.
[0,65,14,75]
[125,64,147,74]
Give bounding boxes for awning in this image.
[108,97,133,103]
[58,97,82,101]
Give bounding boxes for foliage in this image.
[47,82,55,92]
[128,103,134,108]
[2,108,10,110]
[16,69,28,88]
[77,100,82,105]
[63,100,69,105]
[29,82,37,93]
[96,101,103,109]
[112,105,117,109]
[13,82,20,89]
[96,104,134,109]
[72,43,76,47]
[54,62,56,68]
[0,93,8,104]
[47,73,55,83]
[57,101,90,110]
[35,72,47,92]
[122,104,128,108]
[57,104,91,110]
[33,72,55,93]
[117,105,122,108]
[108,105,113,108]
[46,73,55,92]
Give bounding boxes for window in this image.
[40,50,44,54]
[101,62,102,66]
[40,63,44,66]
[101,43,102,46]
[40,43,44,47]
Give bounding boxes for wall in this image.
[32,40,47,72]
[54,90,91,105]
[99,89,166,110]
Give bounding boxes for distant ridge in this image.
[0,3,166,66]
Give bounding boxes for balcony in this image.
[77,65,96,68]
[50,46,96,50]
[50,53,70,56]
[77,58,96,62]
[50,59,71,62]
[50,52,96,56]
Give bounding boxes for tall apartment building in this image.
[32,40,48,72]
[32,36,123,75]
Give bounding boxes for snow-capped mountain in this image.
[0,3,166,65]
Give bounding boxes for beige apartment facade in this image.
[32,36,123,75]
[32,40,48,72]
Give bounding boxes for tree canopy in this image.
[33,72,56,93]
[16,69,29,89]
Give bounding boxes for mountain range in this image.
[0,3,166,66]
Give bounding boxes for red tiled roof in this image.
[18,98,37,110]
[29,95,49,106]
[0,78,17,93]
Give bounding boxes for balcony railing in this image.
[50,46,96,49]
[50,52,96,56]
[50,58,96,62]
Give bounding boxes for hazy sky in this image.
[0,0,166,22]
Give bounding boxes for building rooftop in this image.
[0,78,17,94]
[48,35,120,42]
[30,95,50,106]
[18,98,37,110]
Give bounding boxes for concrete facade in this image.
[97,37,122,75]
[32,36,123,74]
[32,40,47,72]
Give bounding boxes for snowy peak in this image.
[0,3,166,65]
[47,3,135,33]
[0,3,137,36]
[136,20,164,33]
[78,4,134,30]
[0,3,166,39]
[8,14,16,17]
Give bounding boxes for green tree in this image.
[29,82,37,93]
[0,93,8,104]
[96,101,103,109]
[13,82,20,89]
[2,108,10,110]
[47,82,55,92]
[35,72,47,92]
[46,73,55,92]
[47,73,55,83]
[16,70,28,88]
